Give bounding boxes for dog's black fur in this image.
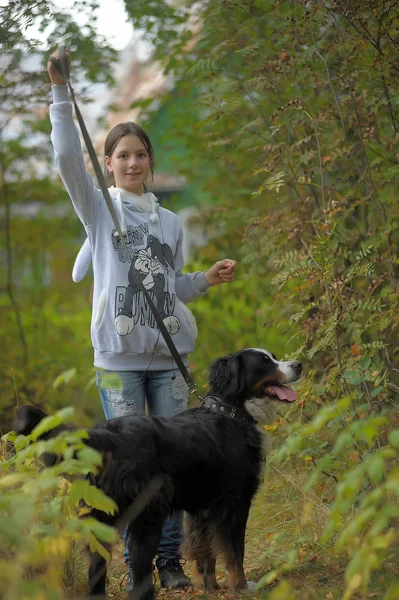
[13,349,302,600]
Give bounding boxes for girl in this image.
[47,48,236,593]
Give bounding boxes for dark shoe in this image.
[157,558,192,589]
[122,565,156,593]
[123,572,134,593]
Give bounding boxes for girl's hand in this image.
[204,259,237,286]
[47,47,70,85]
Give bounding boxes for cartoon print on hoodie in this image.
[115,234,181,336]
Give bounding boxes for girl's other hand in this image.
[204,259,237,286]
[47,47,70,85]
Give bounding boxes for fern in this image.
[307,309,339,358]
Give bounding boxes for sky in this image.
[30,0,135,51]
[79,0,134,50]
[21,0,151,123]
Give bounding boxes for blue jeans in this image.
[96,369,188,570]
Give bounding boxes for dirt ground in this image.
[98,469,398,600]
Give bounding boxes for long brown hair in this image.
[104,122,155,189]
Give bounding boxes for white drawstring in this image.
[150,195,159,223]
[112,190,159,234]
[113,191,127,237]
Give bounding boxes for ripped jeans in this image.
[96,369,188,570]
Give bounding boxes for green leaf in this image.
[0,472,30,490]
[82,485,117,514]
[268,581,296,599]
[52,368,77,389]
[89,520,118,544]
[360,357,372,370]
[31,407,75,441]
[384,583,399,600]
[343,370,359,379]
[370,386,384,398]
[2,431,17,442]
[256,569,278,589]
[365,454,385,484]
[77,446,103,468]
[67,480,117,515]
[23,474,59,494]
[338,508,376,549]
[388,430,399,449]
[347,376,364,385]
[87,531,112,561]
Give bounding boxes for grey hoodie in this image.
[50,85,209,371]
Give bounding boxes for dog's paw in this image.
[115,314,134,335]
[163,315,180,334]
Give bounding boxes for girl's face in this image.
[105,134,151,195]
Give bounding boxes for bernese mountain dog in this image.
[13,348,302,600]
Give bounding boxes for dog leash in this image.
[50,47,203,400]
[49,46,126,244]
[134,275,202,400]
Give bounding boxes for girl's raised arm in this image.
[48,48,103,227]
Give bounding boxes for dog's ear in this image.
[209,354,245,398]
[13,406,48,436]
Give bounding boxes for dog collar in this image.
[202,396,255,423]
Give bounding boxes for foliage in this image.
[135,0,399,597]
[262,394,398,599]
[0,407,118,600]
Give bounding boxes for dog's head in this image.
[13,405,49,436]
[208,348,302,407]
[13,406,55,467]
[12,406,112,480]
[12,405,71,466]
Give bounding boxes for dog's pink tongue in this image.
[270,385,298,402]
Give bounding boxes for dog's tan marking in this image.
[191,558,219,590]
[203,557,219,590]
[226,561,247,590]
[251,374,283,394]
[190,561,204,589]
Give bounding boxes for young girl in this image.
[47,48,236,593]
